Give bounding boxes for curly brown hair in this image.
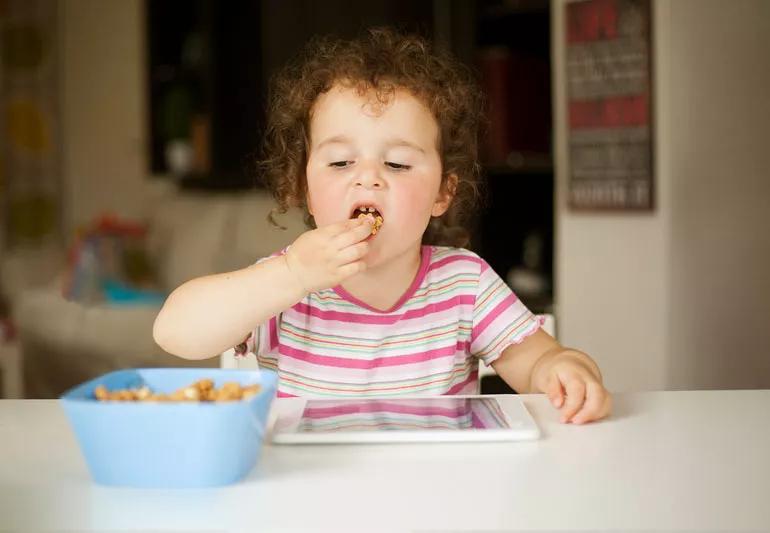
[258,27,485,247]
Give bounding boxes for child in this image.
[153,28,611,425]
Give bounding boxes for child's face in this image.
[305,84,453,267]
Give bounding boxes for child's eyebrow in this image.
[315,135,352,151]
[384,138,426,154]
[315,135,425,154]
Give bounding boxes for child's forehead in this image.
[309,83,439,145]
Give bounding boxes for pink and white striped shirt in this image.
[240,246,541,398]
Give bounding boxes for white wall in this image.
[553,0,770,391]
[666,0,770,390]
[59,0,152,235]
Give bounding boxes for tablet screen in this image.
[296,398,511,433]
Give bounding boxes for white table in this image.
[1,391,769,532]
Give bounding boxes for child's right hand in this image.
[284,217,374,294]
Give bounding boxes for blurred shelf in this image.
[177,173,258,191]
[483,151,553,174]
[480,0,550,18]
[516,294,553,315]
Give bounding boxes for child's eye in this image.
[329,161,352,168]
[385,162,411,171]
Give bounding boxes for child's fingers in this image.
[336,261,366,278]
[545,377,565,409]
[324,217,367,237]
[559,378,586,423]
[568,382,601,424]
[333,218,375,249]
[569,382,609,424]
[336,241,369,265]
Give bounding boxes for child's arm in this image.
[153,217,375,359]
[491,329,612,424]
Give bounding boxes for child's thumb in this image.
[546,377,564,408]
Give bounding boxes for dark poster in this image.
[566,0,654,210]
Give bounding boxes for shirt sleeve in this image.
[232,250,285,358]
[233,316,280,358]
[470,259,543,367]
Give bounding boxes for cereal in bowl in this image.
[94,379,261,402]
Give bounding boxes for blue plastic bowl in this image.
[60,368,278,488]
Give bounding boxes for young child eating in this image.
[153,28,611,425]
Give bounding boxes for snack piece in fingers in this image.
[356,211,384,235]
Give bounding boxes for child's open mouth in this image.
[351,205,384,235]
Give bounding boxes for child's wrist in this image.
[280,253,310,298]
[529,349,561,392]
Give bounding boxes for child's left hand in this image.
[536,352,612,425]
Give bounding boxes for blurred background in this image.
[0,0,768,398]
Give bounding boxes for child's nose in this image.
[353,162,385,190]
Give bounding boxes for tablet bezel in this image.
[270,395,540,444]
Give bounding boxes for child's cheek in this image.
[391,189,434,234]
[314,195,345,226]
[307,176,346,226]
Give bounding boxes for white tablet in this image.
[270,395,540,444]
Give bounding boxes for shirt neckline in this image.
[332,245,432,314]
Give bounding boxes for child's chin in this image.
[363,246,386,268]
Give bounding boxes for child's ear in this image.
[431,173,458,217]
